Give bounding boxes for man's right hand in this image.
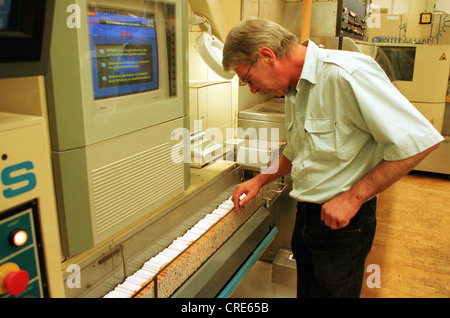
[231,177,263,211]
[231,154,292,211]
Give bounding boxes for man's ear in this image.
[258,47,275,63]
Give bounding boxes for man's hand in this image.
[231,178,263,211]
[231,155,293,211]
[321,191,362,230]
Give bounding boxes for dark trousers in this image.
[291,197,377,298]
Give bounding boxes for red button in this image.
[3,270,29,296]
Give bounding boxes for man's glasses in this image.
[241,60,255,85]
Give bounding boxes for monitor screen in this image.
[87,7,159,100]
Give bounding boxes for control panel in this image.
[0,200,48,298]
[339,0,368,41]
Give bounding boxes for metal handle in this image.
[265,180,287,208]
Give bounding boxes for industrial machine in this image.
[46,0,190,257]
[41,0,278,298]
[0,0,64,298]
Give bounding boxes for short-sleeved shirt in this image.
[283,40,443,204]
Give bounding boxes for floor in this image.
[230,260,296,298]
[361,171,450,298]
[230,171,450,298]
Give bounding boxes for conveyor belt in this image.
[103,192,269,298]
[173,207,274,298]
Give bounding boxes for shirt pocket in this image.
[304,118,339,160]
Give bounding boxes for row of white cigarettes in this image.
[103,194,244,298]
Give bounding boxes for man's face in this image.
[234,59,289,97]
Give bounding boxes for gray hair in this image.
[222,17,299,72]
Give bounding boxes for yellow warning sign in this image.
[439,53,447,60]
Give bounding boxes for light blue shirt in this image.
[283,40,444,204]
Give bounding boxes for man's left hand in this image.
[321,192,362,230]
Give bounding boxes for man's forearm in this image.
[347,142,441,205]
[322,142,441,229]
[254,154,293,188]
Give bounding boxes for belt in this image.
[297,196,377,211]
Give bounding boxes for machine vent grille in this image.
[92,142,183,235]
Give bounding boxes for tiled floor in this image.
[230,261,296,298]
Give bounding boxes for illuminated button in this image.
[3,270,29,296]
[8,229,28,247]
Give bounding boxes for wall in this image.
[370,0,450,44]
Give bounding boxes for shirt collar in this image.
[298,40,319,86]
[285,87,297,104]
[285,40,319,102]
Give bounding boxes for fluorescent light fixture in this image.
[189,14,235,80]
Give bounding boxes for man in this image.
[222,17,443,297]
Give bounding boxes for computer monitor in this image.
[87,7,160,100]
[47,1,186,150]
